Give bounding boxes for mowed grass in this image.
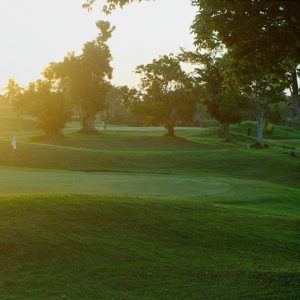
[0,108,299,299]
[0,167,230,197]
[0,126,299,187]
[0,193,299,299]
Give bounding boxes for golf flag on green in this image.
[11,136,17,150]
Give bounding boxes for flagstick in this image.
[11,136,17,166]
[11,149,15,166]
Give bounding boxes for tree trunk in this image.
[255,106,266,148]
[290,68,300,120]
[252,96,266,148]
[82,115,96,133]
[291,68,299,97]
[223,123,230,142]
[166,124,175,137]
[256,117,265,147]
[166,110,176,137]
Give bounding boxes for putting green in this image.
[0,167,230,197]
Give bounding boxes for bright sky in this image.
[0,0,197,89]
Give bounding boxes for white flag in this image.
[11,136,17,150]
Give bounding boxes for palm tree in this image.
[2,78,23,106]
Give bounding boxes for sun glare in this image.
[0,0,196,89]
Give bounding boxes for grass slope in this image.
[0,132,298,187]
[0,194,299,300]
[0,109,299,299]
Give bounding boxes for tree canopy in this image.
[15,80,71,137]
[189,1,299,147]
[44,21,115,132]
[192,1,300,81]
[182,51,247,141]
[134,55,196,136]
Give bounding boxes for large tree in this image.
[84,0,300,64]
[189,1,299,147]
[183,52,246,141]
[44,21,114,132]
[134,55,196,137]
[219,55,286,147]
[86,0,300,115]
[192,1,300,104]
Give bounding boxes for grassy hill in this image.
[1,193,299,299]
[0,124,298,187]
[0,108,299,299]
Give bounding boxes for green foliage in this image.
[44,21,115,132]
[205,91,246,138]
[266,99,291,125]
[2,78,23,106]
[190,1,300,146]
[104,86,143,125]
[15,80,71,137]
[135,55,197,136]
[192,1,300,76]
[183,52,247,140]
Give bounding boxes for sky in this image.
[0,0,197,89]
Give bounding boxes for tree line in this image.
[1,0,299,148]
[83,0,300,147]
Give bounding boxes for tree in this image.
[83,0,300,89]
[189,1,299,147]
[44,21,114,133]
[135,55,197,137]
[205,92,245,142]
[192,1,300,114]
[2,78,23,106]
[192,1,300,67]
[183,52,246,141]
[242,77,285,147]
[15,80,71,137]
[220,55,287,147]
[104,85,141,125]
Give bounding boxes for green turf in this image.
[1,137,298,187]
[0,194,299,299]
[0,108,299,299]
[0,167,230,197]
